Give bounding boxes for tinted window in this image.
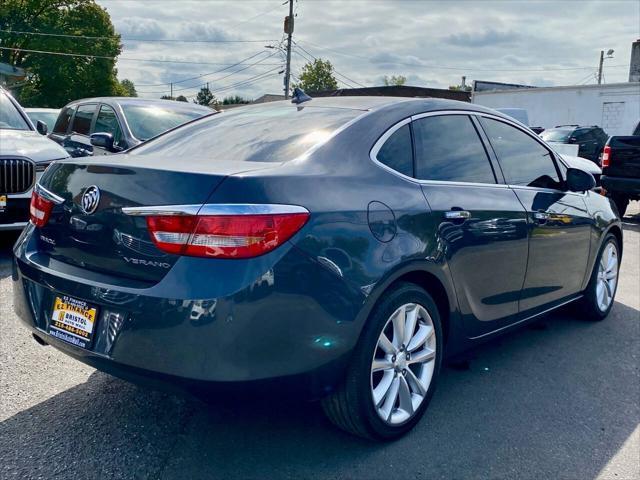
[95,105,123,146]
[413,115,495,183]
[70,104,96,135]
[540,129,573,143]
[122,104,209,141]
[376,124,413,177]
[0,92,29,130]
[53,107,73,134]
[132,104,362,162]
[480,117,561,189]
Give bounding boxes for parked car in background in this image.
[600,121,640,217]
[0,88,69,231]
[540,125,609,163]
[49,97,214,157]
[25,108,60,135]
[14,97,621,441]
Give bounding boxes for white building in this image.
[472,82,640,136]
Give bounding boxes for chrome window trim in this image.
[369,111,510,189]
[34,183,65,204]
[122,203,310,217]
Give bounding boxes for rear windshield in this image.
[540,129,573,143]
[131,104,363,162]
[0,92,30,131]
[123,104,211,141]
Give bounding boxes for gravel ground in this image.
[1,204,638,480]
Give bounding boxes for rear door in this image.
[65,104,97,157]
[479,116,592,312]
[412,113,529,336]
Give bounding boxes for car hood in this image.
[0,129,69,163]
[559,154,602,175]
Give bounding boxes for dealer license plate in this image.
[49,295,98,349]
[0,195,6,212]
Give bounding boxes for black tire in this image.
[321,282,443,441]
[609,194,629,218]
[576,233,620,321]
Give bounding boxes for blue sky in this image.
[99,0,640,100]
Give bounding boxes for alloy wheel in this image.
[596,241,619,312]
[370,303,436,425]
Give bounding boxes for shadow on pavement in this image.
[0,232,19,279]
[1,301,638,479]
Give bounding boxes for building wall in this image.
[472,83,640,136]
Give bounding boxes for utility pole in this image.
[284,0,294,99]
[597,50,604,84]
[170,82,173,99]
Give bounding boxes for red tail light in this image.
[145,208,309,258]
[29,191,54,227]
[601,145,611,167]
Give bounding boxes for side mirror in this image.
[90,132,114,150]
[567,137,577,144]
[36,120,48,135]
[566,168,596,192]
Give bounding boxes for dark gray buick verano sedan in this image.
[13,96,622,440]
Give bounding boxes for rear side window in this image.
[132,104,362,162]
[480,117,562,189]
[413,115,496,184]
[375,124,413,177]
[70,104,96,135]
[53,107,73,134]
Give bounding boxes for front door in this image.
[479,116,592,312]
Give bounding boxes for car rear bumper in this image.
[12,225,364,396]
[601,175,640,197]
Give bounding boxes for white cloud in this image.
[99,0,639,100]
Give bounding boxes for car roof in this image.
[63,97,213,112]
[25,108,59,112]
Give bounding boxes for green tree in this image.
[115,78,137,97]
[0,0,123,107]
[293,59,338,93]
[383,75,406,86]
[160,95,174,100]
[176,95,188,102]
[194,86,215,106]
[222,95,250,105]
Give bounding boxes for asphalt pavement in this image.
[1,204,638,480]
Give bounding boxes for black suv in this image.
[540,125,609,163]
[49,97,214,157]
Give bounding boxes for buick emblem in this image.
[81,185,101,214]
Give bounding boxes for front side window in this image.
[413,115,496,184]
[375,123,413,177]
[95,105,123,146]
[70,104,96,136]
[53,107,73,134]
[480,117,562,189]
[0,92,29,131]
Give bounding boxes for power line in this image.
[138,51,282,94]
[296,39,628,73]
[0,28,276,43]
[136,51,269,87]
[293,48,355,89]
[184,67,282,99]
[293,41,366,88]
[0,46,282,67]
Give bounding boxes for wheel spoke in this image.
[407,324,433,352]
[379,376,400,420]
[403,306,419,346]
[398,376,414,415]
[408,347,435,364]
[405,368,427,396]
[606,270,617,280]
[596,281,605,308]
[603,278,613,303]
[372,371,395,407]
[378,333,396,354]
[391,306,405,349]
[372,358,394,373]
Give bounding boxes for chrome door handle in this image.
[444,210,471,220]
